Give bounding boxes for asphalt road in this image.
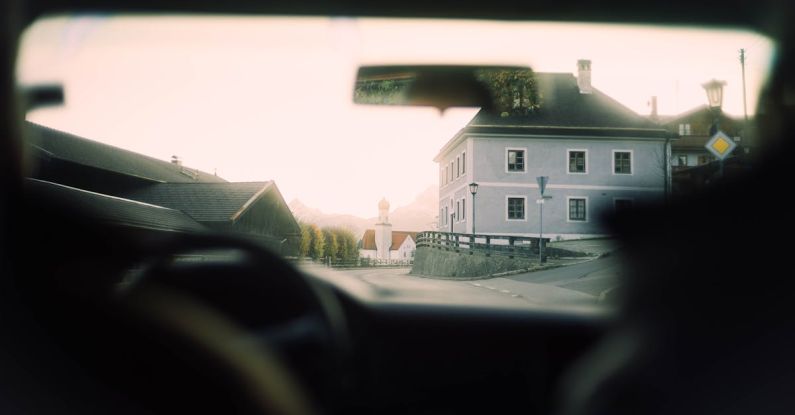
[323,254,621,307]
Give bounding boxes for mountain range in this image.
[288,186,438,239]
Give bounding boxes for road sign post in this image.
[705,130,737,179]
[536,176,549,264]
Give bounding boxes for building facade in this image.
[435,61,672,240]
[359,199,418,261]
[658,106,745,171]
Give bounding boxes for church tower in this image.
[374,198,392,260]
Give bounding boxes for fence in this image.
[416,231,550,259]
[317,257,413,268]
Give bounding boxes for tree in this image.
[475,68,541,116]
[298,223,312,258]
[329,227,358,261]
[306,224,324,261]
[322,228,338,261]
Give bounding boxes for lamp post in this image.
[468,182,479,234]
[469,182,478,251]
[703,79,726,176]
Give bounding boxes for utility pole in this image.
[740,49,748,122]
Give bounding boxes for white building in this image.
[434,60,673,240]
[359,198,418,261]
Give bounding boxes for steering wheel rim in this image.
[116,232,348,414]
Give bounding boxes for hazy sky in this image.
[18,16,775,217]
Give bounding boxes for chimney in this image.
[577,59,592,94]
[650,96,658,121]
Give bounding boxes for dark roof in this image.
[672,135,712,151]
[470,74,660,129]
[436,73,671,159]
[360,229,418,251]
[25,178,206,233]
[122,182,273,223]
[26,121,226,184]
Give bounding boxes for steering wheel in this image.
[112,233,349,415]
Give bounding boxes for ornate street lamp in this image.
[703,79,727,176]
[703,79,726,109]
[468,182,479,235]
[702,79,726,135]
[468,182,479,253]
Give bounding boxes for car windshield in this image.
[17,16,775,308]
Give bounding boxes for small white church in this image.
[359,198,417,261]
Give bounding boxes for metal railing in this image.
[416,231,550,259]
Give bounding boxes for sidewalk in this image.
[548,238,620,257]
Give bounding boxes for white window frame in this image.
[566,149,589,175]
[456,156,461,178]
[613,197,635,213]
[505,147,528,173]
[505,195,528,222]
[455,200,461,222]
[566,196,589,223]
[676,154,688,167]
[612,149,634,175]
[450,161,454,181]
[460,197,466,221]
[462,151,466,174]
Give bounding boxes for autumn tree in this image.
[298,223,312,258]
[329,227,358,261]
[322,228,338,261]
[305,224,324,261]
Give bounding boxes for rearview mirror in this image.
[353,65,539,113]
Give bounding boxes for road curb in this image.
[411,256,598,281]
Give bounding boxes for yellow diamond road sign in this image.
[705,130,737,160]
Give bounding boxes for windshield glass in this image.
[17,16,775,308]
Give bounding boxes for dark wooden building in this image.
[24,121,300,256]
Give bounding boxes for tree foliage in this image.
[303,223,324,261]
[299,223,359,262]
[322,228,338,260]
[298,223,312,258]
[476,68,541,116]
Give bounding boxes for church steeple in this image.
[375,198,392,259]
[378,197,390,224]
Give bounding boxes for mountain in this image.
[289,186,438,239]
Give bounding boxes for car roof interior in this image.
[2,1,795,415]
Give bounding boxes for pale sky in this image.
[17,16,775,217]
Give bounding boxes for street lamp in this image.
[702,79,727,176]
[469,182,479,252]
[468,182,478,235]
[703,79,726,111]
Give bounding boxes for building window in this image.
[507,149,525,172]
[456,156,460,178]
[677,155,688,167]
[678,123,692,136]
[507,197,525,220]
[568,198,587,222]
[461,198,466,220]
[614,198,633,214]
[614,151,632,174]
[462,152,466,174]
[568,150,587,173]
[697,155,713,165]
[456,200,460,222]
[450,161,454,181]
